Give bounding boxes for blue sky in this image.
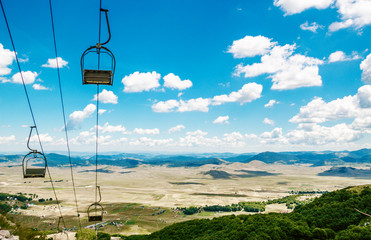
[1,0,371,153]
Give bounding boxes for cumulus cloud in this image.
[274,0,371,32]
[42,57,68,68]
[32,83,49,90]
[212,83,263,105]
[0,135,16,144]
[177,98,212,112]
[163,73,193,90]
[227,35,276,58]
[361,53,371,83]
[273,0,334,15]
[263,118,275,126]
[260,128,283,143]
[0,43,15,76]
[65,104,96,130]
[9,71,38,84]
[300,21,323,32]
[213,116,230,124]
[133,128,160,135]
[29,133,54,144]
[93,89,118,104]
[94,122,128,134]
[264,99,279,108]
[152,99,180,113]
[285,123,361,145]
[122,71,161,92]
[329,0,371,32]
[98,109,107,115]
[328,51,360,63]
[289,85,371,134]
[70,131,113,145]
[234,39,324,90]
[168,124,185,133]
[129,137,173,147]
[222,132,246,147]
[152,83,262,113]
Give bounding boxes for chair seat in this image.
[24,168,46,178]
[89,216,103,222]
[83,69,112,85]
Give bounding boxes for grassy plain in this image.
[0,161,370,236]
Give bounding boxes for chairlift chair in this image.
[81,8,115,86]
[87,202,104,222]
[87,186,104,222]
[22,126,47,178]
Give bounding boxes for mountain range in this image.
[1,148,371,168]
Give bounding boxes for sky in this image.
[0,0,371,153]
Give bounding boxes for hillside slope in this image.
[125,185,371,240]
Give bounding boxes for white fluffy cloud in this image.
[29,133,54,144]
[227,35,275,58]
[32,83,49,90]
[152,99,180,113]
[285,123,361,145]
[163,73,193,90]
[328,51,360,63]
[290,96,357,124]
[98,109,107,115]
[222,132,246,147]
[0,43,15,76]
[133,128,160,135]
[152,83,262,112]
[213,116,230,124]
[70,131,114,146]
[274,0,334,15]
[329,0,371,31]
[263,118,275,126]
[94,122,128,134]
[93,89,118,104]
[274,0,371,32]
[260,128,283,143]
[168,124,185,133]
[178,98,212,112]
[129,137,173,147]
[0,135,16,144]
[259,123,361,145]
[10,71,38,84]
[300,21,323,32]
[66,104,96,130]
[361,53,371,83]
[42,57,68,68]
[290,85,371,133]
[234,39,324,90]
[122,71,161,92]
[212,83,263,105]
[264,99,279,108]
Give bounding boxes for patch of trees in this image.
[178,195,310,215]
[0,203,11,214]
[290,190,328,194]
[0,193,32,202]
[267,195,309,209]
[125,187,371,240]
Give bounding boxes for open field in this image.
[0,161,370,236]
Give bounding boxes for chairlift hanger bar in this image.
[98,8,111,47]
[27,126,37,152]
